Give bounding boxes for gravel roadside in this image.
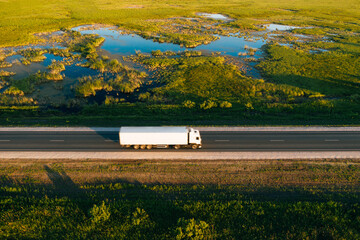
[1,151,360,160]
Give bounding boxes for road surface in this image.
[1,130,359,152]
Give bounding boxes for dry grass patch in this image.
[0,159,359,189]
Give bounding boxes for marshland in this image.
[0,0,359,126]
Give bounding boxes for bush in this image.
[75,76,107,97]
[0,70,15,77]
[183,100,196,108]
[104,96,123,105]
[219,101,232,108]
[181,50,202,57]
[3,86,24,96]
[175,218,212,240]
[200,100,217,110]
[131,208,151,226]
[151,50,163,57]
[138,92,151,102]
[89,201,111,225]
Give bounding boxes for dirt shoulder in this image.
[1,158,359,188]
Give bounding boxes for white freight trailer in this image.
[119,126,202,149]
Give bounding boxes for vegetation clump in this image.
[75,67,147,98]
[19,48,47,63]
[0,61,12,68]
[0,86,35,105]
[47,61,65,80]
[139,55,313,109]
[0,70,15,77]
[75,76,110,97]
[67,31,105,59]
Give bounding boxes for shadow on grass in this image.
[0,167,359,239]
[264,74,358,96]
[42,165,188,230]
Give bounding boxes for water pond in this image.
[74,25,266,58]
[196,13,231,21]
[0,22,319,104]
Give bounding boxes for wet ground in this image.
[0,14,326,105]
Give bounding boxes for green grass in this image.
[0,159,359,239]
[0,0,360,126]
[0,0,359,47]
[257,44,360,96]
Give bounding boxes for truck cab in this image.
[189,128,202,148]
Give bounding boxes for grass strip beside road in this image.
[0,159,359,239]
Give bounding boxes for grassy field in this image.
[0,158,359,239]
[0,0,359,126]
[0,0,359,47]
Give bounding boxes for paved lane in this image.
[0,131,359,152]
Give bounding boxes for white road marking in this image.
[270,140,285,142]
[215,140,230,142]
[50,140,64,142]
[325,139,339,142]
[0,140,10,142]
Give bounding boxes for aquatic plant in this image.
[75,76,109,97]
[0,70,15,77]
[19,48,47,63]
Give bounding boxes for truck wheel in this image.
[133,145,140,149]
[191,144,198,149]
[146,145,152,150]
[140,145,146,149]
[174,145,181,150]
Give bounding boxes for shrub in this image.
[75,76,107,97]
[183,100,196,108]
[19,48,47,62]
[200,100,217,110]
[0,70,15,77]
[104,96,123,105]
[131,208,150,226]
[138,92,151,102]
[151,50,163,57]
[165,50,177,56]
[48,61,65,74]
[89,201,111,225]
[108,59,124,73]
[181,50,202,57]
[219,101,232,108]
[245,102,254,109]
[3,86,24,96]
[175,218,212,240]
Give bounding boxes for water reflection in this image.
[74,26,266,57]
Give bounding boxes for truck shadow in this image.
[42,165,187,229]
[90,127,120,144]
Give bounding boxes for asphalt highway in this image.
[0,130,360,152]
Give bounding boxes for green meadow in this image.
[0,0,359,47]
[0,159,359,239]
[0,0,359,125]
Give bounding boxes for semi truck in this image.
[119,126,202,149]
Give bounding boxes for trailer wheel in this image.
[191,144,198,149]
[140,145,146,149]
[146,145,152,150]
[133,145,140,149]
[174,145,181,150]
